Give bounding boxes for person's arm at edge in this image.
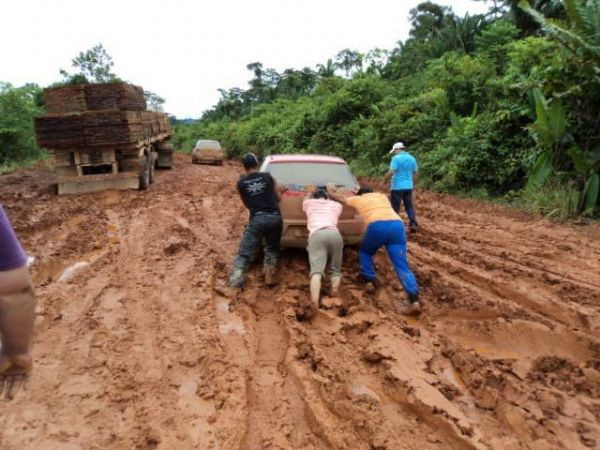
[384,155,396,185]
[412,157,419,188]
[326,182,350,205]
[273,177,287,202]
[384,170,394,185]
[0,267,36,399]
[303,184,316,201]
[413,171,419,187]
[237,183,251,209]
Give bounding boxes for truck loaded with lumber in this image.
[34,82,174,195]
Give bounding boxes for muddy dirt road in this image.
[0,154,599,449]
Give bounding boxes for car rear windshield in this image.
[195,140,221,150]
[265,162,358,190]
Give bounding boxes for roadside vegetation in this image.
[0,83,47,173]
[0,1,598,218]
[174,0,600,219]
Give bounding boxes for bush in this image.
[421,112,531,194]
[517,179,582,219]
[0,83,45,166]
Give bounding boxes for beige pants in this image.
[307,228,343,278]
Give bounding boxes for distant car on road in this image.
[260,154,365,248]
[191,139,225,165]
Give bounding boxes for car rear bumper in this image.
[280,218,364,248]
[192,158,223,165]
[191,149,224,164]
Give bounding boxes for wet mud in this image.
[0,154,599,449]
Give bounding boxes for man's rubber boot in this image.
[264,265,277,287]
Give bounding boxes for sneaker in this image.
[264,265,277,286]
[409,223,419,233]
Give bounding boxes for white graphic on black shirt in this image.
[245,179,267,196]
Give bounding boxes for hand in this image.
[304,184,316,194]
[276,184,288,194]
[0,353,32,399]
[325,182,337,194]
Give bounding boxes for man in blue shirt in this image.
[384,142,419,232]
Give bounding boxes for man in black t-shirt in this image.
[229,153,285,288]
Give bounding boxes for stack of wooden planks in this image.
[35,83,170,149]
[43,83,146,113]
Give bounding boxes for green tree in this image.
[60,43,119,84]
[408,2,452,40]
[144,90,165,112]
[364,48,389,75]
[519,0,600,71]
[475,19,520,71]
[0,83,45,167]
[317,58,338,78]
[335,49,363,77]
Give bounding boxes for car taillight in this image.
[283,190,304,197]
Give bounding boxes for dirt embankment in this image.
[0,154,599,449]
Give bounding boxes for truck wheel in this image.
[139,154,150,190]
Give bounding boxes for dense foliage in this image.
[0,82,46,172]
[174,0,599,218]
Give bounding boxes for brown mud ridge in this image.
[1,154,599,449]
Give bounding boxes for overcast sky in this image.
[1,0,488,118]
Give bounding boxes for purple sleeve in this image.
[0,205,28,271]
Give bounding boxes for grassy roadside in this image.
[0,151,51,175]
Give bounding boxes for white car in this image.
[191,139,225,165]
[260,154,364,248]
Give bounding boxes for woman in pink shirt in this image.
[302,186,344,308]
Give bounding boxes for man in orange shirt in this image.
[326,184,420,315]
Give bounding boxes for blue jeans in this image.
[391,190,417,226]
[359,220,419,295]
